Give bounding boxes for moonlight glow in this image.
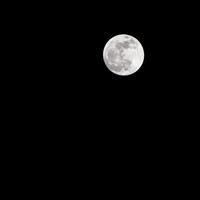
[103,34,144,76]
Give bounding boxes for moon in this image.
[103,34,144,76]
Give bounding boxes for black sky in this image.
[10,0,198,134]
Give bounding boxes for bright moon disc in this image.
[103,34,144,76]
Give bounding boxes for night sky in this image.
[9,1,198,132]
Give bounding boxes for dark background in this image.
[2,1,199,195]
[3,1,198,145]
[6,1,198,133]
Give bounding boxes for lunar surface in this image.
[103,34,144,76]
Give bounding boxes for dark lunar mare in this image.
[104,39,134,73]
[129,39,138,49]
[115,42,123,50]
[121,41,130,49]
[107,48,117,62]
[104,54,123,73]
[115,41,131,49]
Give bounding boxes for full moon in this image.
[103,34,144,76]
